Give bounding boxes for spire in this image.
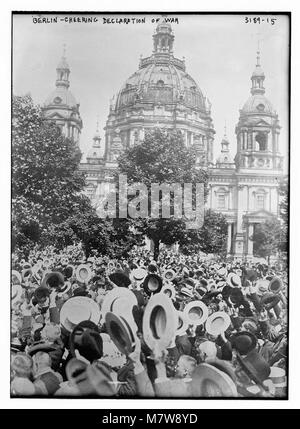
[56,44,70,89]
[251,41,265,95]
[93,117,101,147]
[221,122,230,153]
[152,22,174,54]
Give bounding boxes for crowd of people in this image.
[11,244,288,398]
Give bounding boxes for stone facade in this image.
[43,25,285,260]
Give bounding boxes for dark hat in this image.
[69,322,103,363]
[64,265,75,279]
[229,288,244,306]
[221,285,233,300]
[230,331,257,355]
[261,293,281,310]
[268,277,283,294]
[246,269,258,283]
[109,272,131,288]
[237,350,271,385]
[105,312,136,356]
[142,273,163,296]
[42,271,64,289]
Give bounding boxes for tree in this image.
[117,128,208,259]
[250,218,285,264]
[181,209,228,256]
[12,94,141,257]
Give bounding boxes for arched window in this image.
[255,133,267,151]
[157,79,164,86]
[255,189,266,210]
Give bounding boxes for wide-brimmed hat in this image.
[101,287,137,321]
[205,311,231,336]
[142,273,163,296]
[41,271,64,290]
[60,296,101,332]
[256,279,270,295]
[183,301,209,326]
[105,312,137,356]
[76,264,92,284]
[190,363,238,397]
[12,270,22,285]
[237,350,271,385]
[143,293,178,351]
[227,272,241,288]
[230,331,257,355]
[206,358,237,383]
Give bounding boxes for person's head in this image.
[198,341,217,361]
[11,353,33,379]
[32,351,52,374]
[175,355,196,378]
[41,323,61,342]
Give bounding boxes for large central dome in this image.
[115,23,207,112]
[104,23,215,166]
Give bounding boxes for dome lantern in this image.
[152,22,174,55]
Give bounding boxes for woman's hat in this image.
[183,301,209,326]
[105,312,137,356]
[143,292,178,351]
[190,363,238,397]
[27,341,57,356]
[205,311,231,336]
[230,331,257,355]
[76,264,92,284]
[60,296,101,332]
[142,274,163,296]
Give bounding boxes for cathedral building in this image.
[43,23,284,260]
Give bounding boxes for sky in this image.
[13,13,289,167]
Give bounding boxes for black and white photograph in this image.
[10,11,289,399]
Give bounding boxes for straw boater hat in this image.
[205,311,231,336]
[163,269,176,282]
[143,293,178,351]
[76,264,92,284]
[217,267,227,278]
[176,310,189,336]
[180,287,194,299]
[190,363,238,397]
[227,272,241,288]
[60,296,101,332]
[101,287,137,321]
[183,301,209,326]
[105,312,137,356]
[161,283,176,301]
[131,268,147,283]
[142,273,163,296]
[57,281,72,297]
